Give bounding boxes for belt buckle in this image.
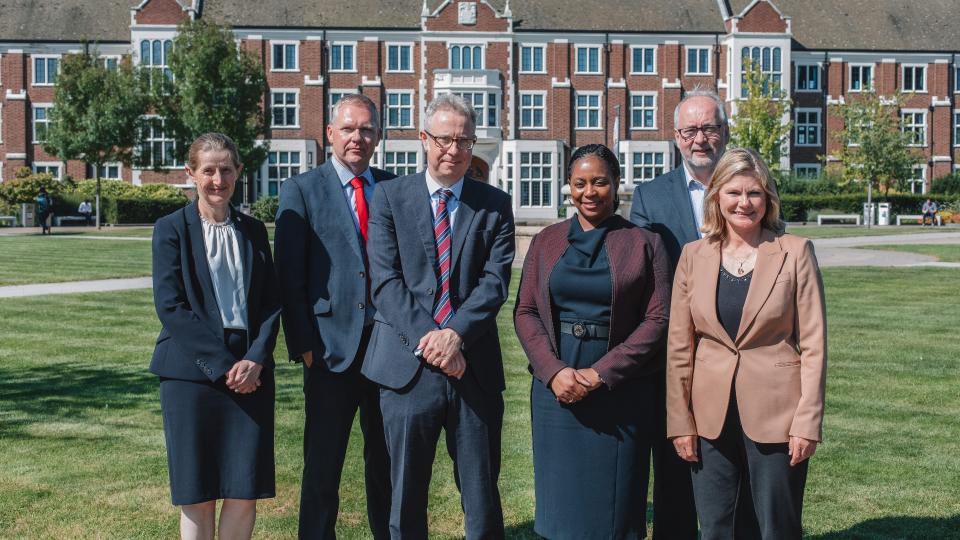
[572,322,587,339]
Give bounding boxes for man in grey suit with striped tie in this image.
[363,93,516,539]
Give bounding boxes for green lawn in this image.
[0,236,152,286]
[786,224,954,239]
[1,269,958,538]
[59,227,156,238]
[856,244,960,263]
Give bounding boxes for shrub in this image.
[250,196,279,223]
[0,170,75,205]
[115,197,186,224]
[779,193,960,222]
[931,173,960,195]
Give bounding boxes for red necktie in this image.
[350,177,369,244]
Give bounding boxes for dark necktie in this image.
[432,189,454,326]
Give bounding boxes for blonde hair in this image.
[187,132,241,170]
[701,148,784,240]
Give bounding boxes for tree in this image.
[44,49,149,227]
[828,91,922,196]
[150,19,269,199]
[728,58,793,171]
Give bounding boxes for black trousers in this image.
[652,369,699,539]
[379,365,504,540]
[691,394,808,540]
[299,326,391,540]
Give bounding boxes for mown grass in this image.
[856,244,960,263]
[0,268,958,538]
[786,224,954,239]
[0,236,152,286]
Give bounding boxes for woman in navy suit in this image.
[515,145,671,539]
[151,133,280,539]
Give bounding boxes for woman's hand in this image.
[788,436,818,466]
[573,368,603,392]
[672,435,699,462]
[226,360,263,394]
[548,368,588,404]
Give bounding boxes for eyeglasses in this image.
[675,124,724,141]
[424,130,477,151]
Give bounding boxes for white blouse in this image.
[201,215,248,330]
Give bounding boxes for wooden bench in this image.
[897,214,942,226]
[0,216,16,226]
[54,216,88,226]
[817,214,861,225]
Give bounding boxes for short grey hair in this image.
[423,93,476,132]
[673,86,728,128]
[331,93,380,132]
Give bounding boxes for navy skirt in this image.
[159,328,275,505]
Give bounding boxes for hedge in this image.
[251,196,279,223]
[51,192,185,225]
[780,193,960,222]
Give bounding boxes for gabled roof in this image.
[0,0,137,42]
[727,0,960,51]
[199,0,727,33]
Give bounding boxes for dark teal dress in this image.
[531,218,656,539]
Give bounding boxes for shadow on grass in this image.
[809,515,960,539]
[0,364,157,439]
[505,521,536,538]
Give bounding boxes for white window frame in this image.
[330,42,357,72]
[740,46,783,96]
[901,109,927,147]
[32,54,60,86]
[381,150,420,176]
[327,89,353,123]
[448,44,485,70]
[100,55,121,71]
[955,66,960,94]
[270,41,299,72]
[908,165,926,194]
[270,89,300,129]
[385,90,415,129]
[630,92,657,130]
[32,103,53,144]
[630,151,667,183]
[574,45,602,75]
[795,63,820,92]
[575,91,603,130]
[452,91,499,128]
[794,108,822,147]
[685,46,711,75]
[138,115,182,169]
[901,64,926,93]
[386,42,414,73]
[954,111,960,147]
[519,44,546,74]
[90,163,122,179]
[849,63,874,92]
[629,45,657,75]
[518,91,547,129]
[518,151,554,208]
[793,164,821,179]
[32,162,63,179]
[264,150,303,197]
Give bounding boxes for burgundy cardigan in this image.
[514,215,670,390]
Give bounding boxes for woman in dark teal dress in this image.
[515,144,671,539]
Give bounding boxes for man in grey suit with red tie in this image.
[363,93,515,539]
[275,94,395,539]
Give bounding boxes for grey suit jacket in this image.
[362,173,515,392]
[275,160,396,373]
[629,166,700,270]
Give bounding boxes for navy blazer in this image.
[274,161,396,372]
[150,201,281,382]
[362,173,515,393]
[629,166,700,270]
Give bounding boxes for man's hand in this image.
[226,360,263,394]
[438,350,467,380]
[416,329,463,366]
[300,350,313,368]
[548,368,589,404]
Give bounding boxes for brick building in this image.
[1,0,958,220]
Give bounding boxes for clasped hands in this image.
[225,360,262,394]
[416,328,466,379]
[549,367,603,404]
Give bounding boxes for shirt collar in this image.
[331,155,374,188]
[425,171,465,200]
[682,163,707,190]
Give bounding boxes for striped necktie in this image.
[432,189,454,327]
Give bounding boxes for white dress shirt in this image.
[683,164,707,237]
[330,156,375,236]
[425,172,465,233]
[201,216,247,330]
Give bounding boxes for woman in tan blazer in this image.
[666,148,827,539]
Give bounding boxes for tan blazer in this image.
[666,230,827,444]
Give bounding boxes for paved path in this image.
[1,231,956,299]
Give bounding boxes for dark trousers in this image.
[299,327,391,540]
[651,369,699,539]
[691,395,808,540]
[379,365,504,540]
